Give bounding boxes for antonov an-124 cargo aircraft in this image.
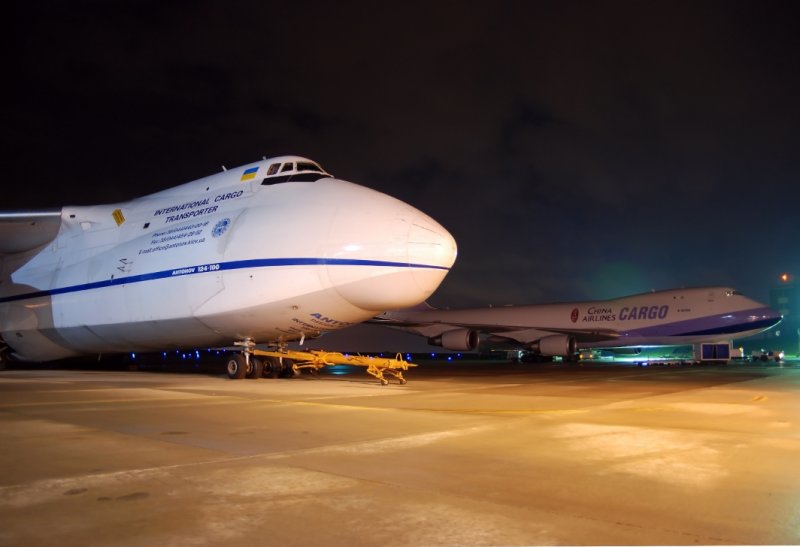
[0,156,457,383]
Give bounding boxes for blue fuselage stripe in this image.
[622,318,778,339]
[673,317,778,336]
[0,258,450,304]
[620,307,779,339]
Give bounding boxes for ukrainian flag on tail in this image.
[240,166,259,181]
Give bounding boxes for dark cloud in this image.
[8,0,800,306]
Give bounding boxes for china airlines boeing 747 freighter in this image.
[371,287,781,358]
[0,156,457,382]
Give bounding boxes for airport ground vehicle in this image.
[751,349,785,362]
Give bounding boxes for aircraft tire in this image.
[246,357,263,379]
[279,358,296,378]
[263,356,282,378]
[226,354,247,380]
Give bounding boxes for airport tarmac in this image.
[1,360,798,546]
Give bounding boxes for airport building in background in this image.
[766,274,799,356]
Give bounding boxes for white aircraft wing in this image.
[369,315,622,343]
[506,326,621,343]
[489,326,622,344]
[0,210,62,254]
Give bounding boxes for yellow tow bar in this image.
[251,349,416,385]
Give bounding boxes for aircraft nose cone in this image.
[768,308,783,327]
[747,305,783,333]
[407,212,458,295]
[324,181,456,311]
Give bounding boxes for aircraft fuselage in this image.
[376,287,781,354]
[0,156,457,361]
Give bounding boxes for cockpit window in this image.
[726,290,743,297]
[261,158,331,186]
[296,161,324,173]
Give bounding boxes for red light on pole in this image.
[780,273,790,283]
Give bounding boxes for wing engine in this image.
[429,328,479,351]
[527,334,577,356]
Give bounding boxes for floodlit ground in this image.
[1,360,799,546]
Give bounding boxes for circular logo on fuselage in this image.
[570,308,579,323]
[212,218,231,238]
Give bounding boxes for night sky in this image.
[9,1,800,307]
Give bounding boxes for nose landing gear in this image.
[225,338,265,380]
[227,339,415,384]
